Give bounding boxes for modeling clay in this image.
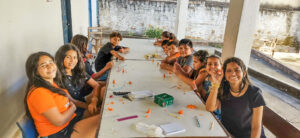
[113,80,116,85]
[152,59,154,62]
[122,69,125,73]
[108,107,113,111]
[146,108,151,114]
[129,81,132,85]
[163,74,166,78]
[187,105,197,109]
[168,71,172,75]
[145,115,149,118]
[178,110,184,115]
[111,102,115,104]
[109,95,114,98]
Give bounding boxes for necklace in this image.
[230,82,245,93]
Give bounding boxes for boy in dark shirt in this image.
[95,32,129,80]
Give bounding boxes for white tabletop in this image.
[97,60,229,137]
[118,38,165,60]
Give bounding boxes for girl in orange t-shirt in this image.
[25,52,100,138]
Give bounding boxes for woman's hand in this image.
[208,68,223,84]
[105,61,114,70]
[88,101,98,114]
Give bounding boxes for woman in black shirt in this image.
[206,57,266,138]
[55,44,101,118]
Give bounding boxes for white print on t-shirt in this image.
[65,102,70,108]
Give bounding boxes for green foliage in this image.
[210,43,223,48]
[145,26,163,39]
[278,36,294,46]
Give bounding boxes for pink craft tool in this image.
[117,115,138,122]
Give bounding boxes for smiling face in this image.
[162,44,168,55]
[193,56,203,70]
[110,36,120,46]
[225,62,245,85]
[37,55,57,82]
[63,50,78,71]
[179,44,193,57]
[206,57,222,72]
[168,44,178,55]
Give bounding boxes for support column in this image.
[175,0,189,40]
[222,0,260,67]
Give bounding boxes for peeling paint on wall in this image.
[99,0,300,46]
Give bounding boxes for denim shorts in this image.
[42,115,81,138]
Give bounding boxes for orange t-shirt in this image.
[27,85,76,137]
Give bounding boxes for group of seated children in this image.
[25,32,129,137]
[158,31,266,138]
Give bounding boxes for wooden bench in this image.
[263,106,300,138]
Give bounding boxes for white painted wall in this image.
[71,0,89,35]
[261,0,300,8]
[0,0,89,136]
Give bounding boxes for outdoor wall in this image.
[99,0,300,48]
[0,0,89,137]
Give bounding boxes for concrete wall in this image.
[99,0,300,46]
[0,0,88,136]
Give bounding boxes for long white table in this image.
[97,59,230,137]
[118,38,165,60]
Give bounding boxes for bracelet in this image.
[211,83,220,89]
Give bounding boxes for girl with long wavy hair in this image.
[55,44,102,118]
[25,52,99,138]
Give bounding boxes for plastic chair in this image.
[16,117,38,138]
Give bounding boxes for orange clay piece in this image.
[146,108,151,114]
[120,98,123,101]
[111,102,115,104]
[145,115,149,118]
[168,71,172,75]
[122,102,125,104]
[199,113,203,116]
[105,104,109,106]
[152,59,154,62]
[187,105,197,109]
[128,81,132,85]
[122,69,125,73]
[108,107,113,111]
[178,110,184,115]
[113,80,116,84]
[163,74,166,78]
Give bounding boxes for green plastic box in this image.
[154,93,174,107]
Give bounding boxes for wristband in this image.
[211,83,220,89]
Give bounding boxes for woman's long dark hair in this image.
[71,34,88,56]
[24,52,66,118]
[55,44,86,87]
[218,57,251,100]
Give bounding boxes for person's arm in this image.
[160,62,173,72]
[119,47,130,53]
[42,102,76,126]
[86,78,100,114]
[110,50,125,60]
[194,69,208,87]
[174,68,195,89]
[251,106,264,138]
[182,65,193,74]
[92,61,113,80]
[165,54,177,64]
[205,69,223,112]
[174,62,189,77]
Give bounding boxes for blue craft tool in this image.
[195,116,200,128]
